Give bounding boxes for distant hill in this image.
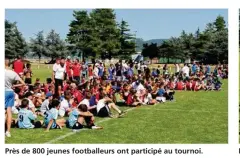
[136,38,167,52]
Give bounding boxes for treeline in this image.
[5,10,227,64]
[5,9,136,61]
[142,16,228,64]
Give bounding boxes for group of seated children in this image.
[10,62,225,132]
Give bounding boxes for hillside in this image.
[136,38,167,52]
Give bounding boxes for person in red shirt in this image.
[72,59,81,83]
[63,80,71,91]
[192,79,197,91]
[186,79,193,91]
[65,56,72,80]
[13,56,24,75]
[127,89,141,107]
[71,83,83,104]
[167,79,175,90]
[176,78,185,90]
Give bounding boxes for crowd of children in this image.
[5,56,227,137]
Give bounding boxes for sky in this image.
[5,9,228,41]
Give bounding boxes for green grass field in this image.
[5,64,228,144]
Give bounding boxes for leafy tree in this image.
[142,43,159,62]
[45,29,68,60]
[214,15,226,32]
[67,10,94,60]
[90,9,121,59]
[119,19,136,55]
[205,16,228,63]
[5,20,29,59]
[29,31,47,63]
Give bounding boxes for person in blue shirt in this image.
[44,99,65,131]
[98,63,104,78]
[17,99,42,129]
[191,63,197,75]
[108,64,115,80]
[205,64,211,75]
[155,82,167,102]
[67,104,102,132]
[151,68,158,77]
[127,67,134,78]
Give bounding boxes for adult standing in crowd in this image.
[175,64,180,76]
[182,63,190,77]
[13,55,24,75]
[52,57,66,98]
[65,56,72,81]
[72,58,81,83]
[115,60,122,81]
[5,58,25,137]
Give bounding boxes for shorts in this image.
[5,90,15,109]
[15,121,42,129]
[97,105,110,117]
[33,121,42,128]
[156,96,166,103]
[72,122,83,130]
[25,78,32,84]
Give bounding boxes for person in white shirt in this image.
[97,96,125,118]
[24,92,36,113]
[40,92,53,115]
[52,58,66,97]
[80,92,96,110]
[59,90,72,117]
[93,63,99,78]
[181,64,190,77]
[131,80,144,91]
[175,64,180,75]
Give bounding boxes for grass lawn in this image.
[5,65,228,144]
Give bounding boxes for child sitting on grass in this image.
[17,99,42,129]
[127,88,142,107]
[143,89,157,105]
[44,99,65,131]
[67,104,103,132]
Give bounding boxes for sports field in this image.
[5,64,228,144]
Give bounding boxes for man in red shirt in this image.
[13,56,24,75]
[72,59,81,83]
[65,56,72,80]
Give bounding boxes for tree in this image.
[5,20,29,59]
[90,9,121,59]
[119,19,136,55]
[214,15,226,32]
[205,16,228,64]
[178,31,195,60]
[45,29,68,60]
[29,31,47,63]
[142,43,159,63]
[67,10,94,60]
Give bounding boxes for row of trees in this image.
[5,10,228,64]
[142,16,228,64]
[5,20,68,62]
[5,9,136,61]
